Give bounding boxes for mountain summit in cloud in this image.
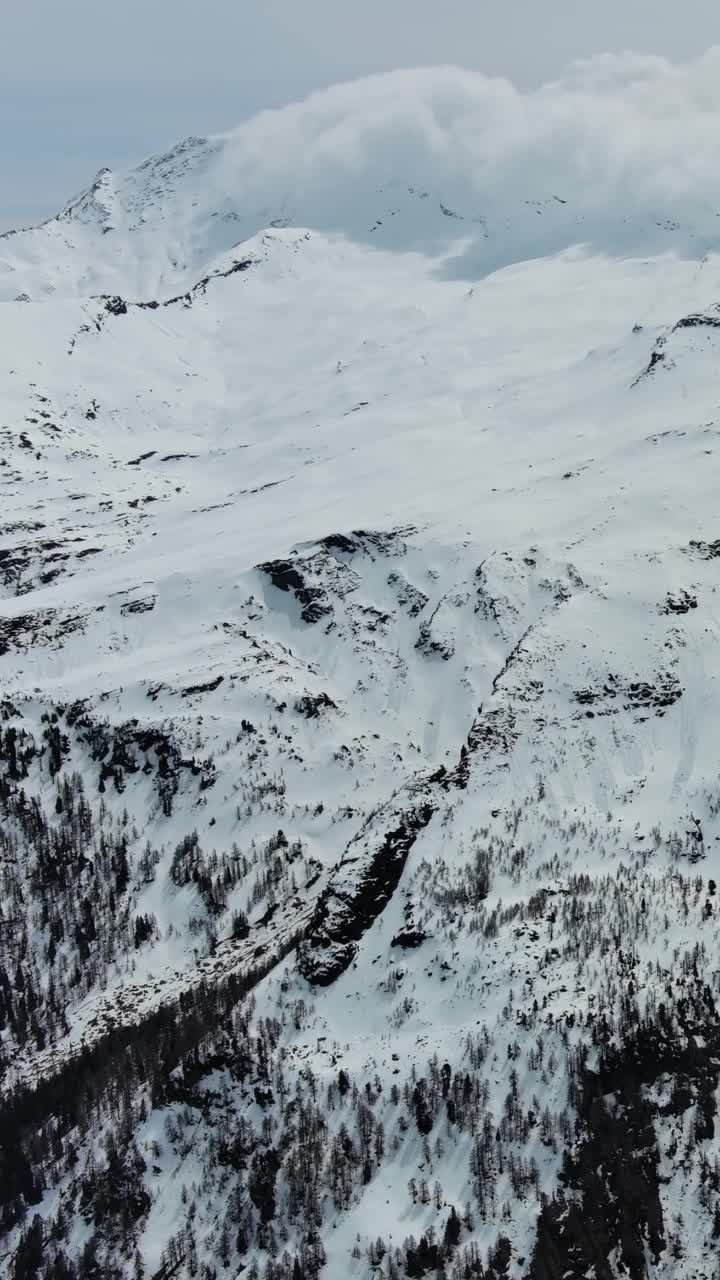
[5,53,720,302]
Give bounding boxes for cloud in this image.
[198,53,720,270]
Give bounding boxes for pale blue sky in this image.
[2,0,719,232]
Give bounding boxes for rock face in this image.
[257,558,334,624]
[298,797,437,985]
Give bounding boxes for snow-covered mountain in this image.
[4,58,720,1280]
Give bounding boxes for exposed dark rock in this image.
[294,691,337,718]
[633,343,667,384]
[162,255,253,308]
[298,801,436,985]
[474,564,501,624]
[575,689,597,705]
[359,606,391,632]
[415,591,467,661]
[387,571,428,616]
[465,706,518,757]
[625,677,682,711]
[257,558,332,623]
[181,675,224,697]
[634,309,720,387]
[660,589,697,614]
[574,671,682,717]
[317,526,414,559]
[415,620,454,660]
[0,536,82,593]
[390,928,427,949]
[318,533,359,556]
[0,608,90,656]
[104,296,128,317]
[674,309,720,331]
[0,521,45,536]
[686,538,720,560]
[353,527,414,554]
[120,595,157,616]
[68,258,256,352]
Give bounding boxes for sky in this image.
[2,0,720,233]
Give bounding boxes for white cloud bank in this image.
[8,53,720,288]
[207,52,720,268]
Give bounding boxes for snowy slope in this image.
[4,58,720,1280]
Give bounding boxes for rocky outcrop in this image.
[298,795,436,985]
